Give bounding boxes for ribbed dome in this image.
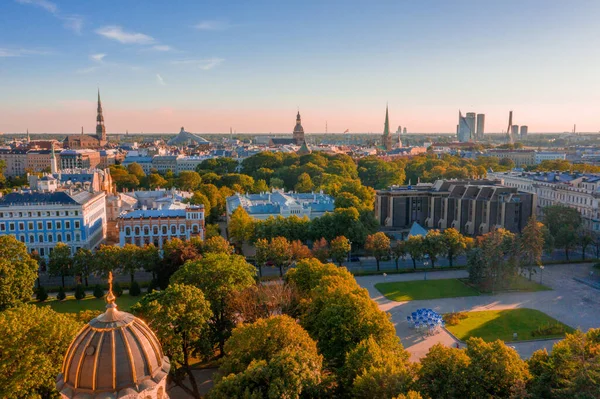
[57,277,170,399]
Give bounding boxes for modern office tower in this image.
[520,125,528,138]
[466,112,476,139]
[403,127,407,134]
[476,114,485,140]
[511,125,520,141]
[458,111,472,142]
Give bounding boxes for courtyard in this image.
[357,263,600,361]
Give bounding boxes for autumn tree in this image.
[365,232,391,271]
[230,282,298,324]
[295,172,314,192]
[441,228,470,267]
[422,229,445,268]
[392,240,407,271]
[170,253,256,354]
[126,162,146,179]
[284,258,355,298]
[147,173,168,189]
[290,240,312,261]
[158,238,202,288]
[72,247,93,286]
[405,235,425,269]
[418,343,471,399]
[177,170,202,191]
[521,215,545,280]
[311,237,329,262]
[254,238,269,277]
[269,236,293,276]
[0,305,81,399]
[210,315,323,399]
[131,284,213,399]
[0,236,38,310]
[48,242,73,288]
[330,236,351,266]
[201,236,235,255]
[228,206,254,254]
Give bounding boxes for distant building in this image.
[486,149,536,166]
[293,111,305,145]
[403,127,407,134]
[534,151,566,164]
[457,111,472,142]
[122,155,153,174]
[63,91,107,149]
[520,125,528,138]
[176,155,212,174]
[375,179,535,237]
[0,149,27,177]
[511,125,520,141]
[382,105,393,151]
[118,205,204,248]
[466,112,476,139]
[476,114,485,140]
[26,149,54,173]
[167,127,211,148]
[59,149,101,170]
[152,155,181,174]
[226,190,335,222]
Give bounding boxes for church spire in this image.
[382,104,392,151]
[96,89,107,143]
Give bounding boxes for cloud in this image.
[171,57,224,70]
[0,48,50,57]
[96,25,155,44]
[156,73,166,86]
[76,66,100,74]
[193,20,231,31]
[151,45,172,52]
[15,0,83,34]
[90,53,106,62]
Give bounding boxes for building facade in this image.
[486,149,536,166]
[375,179,535,237]
[60,149,101,170]
[476,113,485,140]
[520,125,528,138]
[118,206,205,248]
[152,155,181,174]
[293,111,305,145]
[0,149,27,177]
[458,111,472,142]
[63,90,107,149]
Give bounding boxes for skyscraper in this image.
[382,105,392,151]
[466,112,476,140]
[457,111,472,142]
[520,125,528,138]
[476,114,485,140]
[511,125,520,141]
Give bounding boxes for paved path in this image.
[356,263,600,361]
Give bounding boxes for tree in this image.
[295,172,314,192]
[211,315,323,399]
[285,258,355,297]
[441,228,470,267]
[48,242,72,288]
[269,236,293,277]
[290,240,312,261]
[528,329,600,399]
[231,282,298,324]
[72,248,93,286]
[126,162,146,179]
[357,156,405,189]
[158,238,202,288]
[202,236,235,255]
[468,228,517,291]
[311,237,329,262]
[177,171,202,191]
[543,205,582,260]
[0,235,38,311]
[252,178,269,193]
[422,230,445,268]
[580,232,594,260]
[418,343,471,399]
[120,244,143,283]
[190,191,211,216]
[365,232,391,271]
[464,337,530,398]
[147,172,168,189]
[521,216,545,280]
[301,276,397,368]
[93,244,122,276]
[392,240,407,271]
[131,284,213,399]
[330,236,351,266]
[170,253,256,355]
[228,206,254,254]
[254,238,269,277]
[0,304,81,399]
[405,236,425,269]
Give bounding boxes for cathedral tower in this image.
[293,110,305,145]
[382,104,392,151]
[96,90,107,143]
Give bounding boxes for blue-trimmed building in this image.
[0,188,106,257]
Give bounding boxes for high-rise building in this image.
[511,125,520,141]
[457,111,472,142]
[476,114,485,140]
[520,125,528,138]
[466,112,476,139]
[293,111,305,145]
[403,127,407,134]
[382,105,392,151]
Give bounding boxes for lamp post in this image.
[423,255,429,280]
[539,265,544,285]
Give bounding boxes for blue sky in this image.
[1,0,600,133]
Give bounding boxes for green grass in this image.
[375,279,480,301]
[34,294,141,313]
[459,276,551,293]
[446,308,574,342]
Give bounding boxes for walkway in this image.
[356,263,600,361]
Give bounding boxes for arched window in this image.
[192,225,198,233]
[144,226,149,235]
[180,225,185,234]
[171,225,176,234]
[125,227,131,235]
[153,226,158,235]
[47,234,53,243]
[134,227,140,235]
[57,234,62,242]
[66,233,71,241]
[38,234,43,243]
[162,226,167,234]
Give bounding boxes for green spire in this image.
[384,104,390,137]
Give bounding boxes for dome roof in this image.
[57,275,170,399]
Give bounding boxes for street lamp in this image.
[539,265,544,285]
[423,255,429,280]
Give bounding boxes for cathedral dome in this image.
[57,274,170,399]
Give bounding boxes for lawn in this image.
[35,294,141,313]
[460,276,550,293]
[445,308,574,342]
[375,279,480,301]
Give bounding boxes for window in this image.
[19,235,25,243]
[38,234,43,243]
[66,233,71,241]
[125,227,131,235]
[135,227,140,235]
[48,234,53,243]
[40,248,45,256]
[28,222,33,230]
[9,223,15,231]
[75,221,80,229]
[37,222,43,230]
[162,226,167,234]
[0,224,4,231]
[57,234,62,242]
[18,222,24,230]
[153,226,158,235]
[180,225,185,234]
[56,221,62,229]
[65,221,70,229]
[171,225,176,234]
[29,235,34,243]
[46,221,52,230]
[75,211,79,216]
[144,226,149,235]
[75,233,80,241]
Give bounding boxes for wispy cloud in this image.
[76,66,100,74]
[171,57,224,70]
[151,45,173,52]
[15,0,83,34]
[96,25,155,44]
[90,53,106,62]
[0,48,50,57]
[193,20,232,31]
[156,73,166,86]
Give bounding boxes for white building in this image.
[489,171,600,232]
[534,151,567,164]
[176,155,211,174]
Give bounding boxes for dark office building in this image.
[375,179,535,237]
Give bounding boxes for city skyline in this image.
[2,0,600,133]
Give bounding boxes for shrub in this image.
[93,284,105,299]
[147,279,158,294]
[443,312,468,326]
[57,286,66,301]
[112,281,123,297]
[36,286,48,302]
[74,284,86,300]
[129,281,141,297]
[531,322,569,337]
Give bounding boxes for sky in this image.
[2,0,600,134]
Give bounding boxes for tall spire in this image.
[382,104,392,151]
[96,89,107,143]
[26,129,30,143]
[50,145,58,174]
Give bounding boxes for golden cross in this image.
[106,271,116,305]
